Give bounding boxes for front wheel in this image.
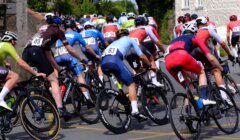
[97,89,131,134]
[20,95,60,140]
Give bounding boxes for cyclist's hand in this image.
[81,58,89,64]
[5,62,12,69]
[95,55,102,61]
[228,55,235,62]
[36,73,46,79]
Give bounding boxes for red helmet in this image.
[230,15,237,21]
[177,16,185,23]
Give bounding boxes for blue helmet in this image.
[52,16,62,25]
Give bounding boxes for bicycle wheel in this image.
[169,93,201,140]
[72,83,99,124]
[141,84,169,125]
[157,71,176,108]
[20,95,60,140]
[223,74,240,110]
[97,89,131,134]
[210,87,239,134]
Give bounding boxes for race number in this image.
[104,32,116,38]
[233,26,240,32]
[84,37,96,45]
[177,71,184,83]
[31,37,43,46]
[102,47,117,57]
[53,46,68,57]
[132,38,140,45]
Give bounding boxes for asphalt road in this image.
[6,59,240,140]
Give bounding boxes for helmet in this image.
[182,22,197,34]
[93,14,97,17]
[184,13,191,22]
[106,14,114,22]
[98,15,103,19]
[177,16,185,23]
[116,29,129,38]
[196,16,207,25]
[230,15,237,21]
[64,20,76,29]
[121,12,126,16]
[190,14,198,20]
[84,21,94,29]
[52,16,62,25]
[44,12,54,21]
[127,12,136,19]
[1,31,18,42]
[142,13,149,18]
[135,16,147,26]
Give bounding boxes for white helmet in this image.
[182,22,197,34]
[196,16,208,24]
[1,31,18,42]
[84,21,94,28]
[44,13,54,20]
[127,12,136,19]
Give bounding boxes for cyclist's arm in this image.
[226,23,231,45]
[16,59,38,76]
[97,31,109,47]
[146,27,165,52]
[45,50,61,71]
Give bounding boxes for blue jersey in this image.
[80,29,106,52]
[102,36,143,57]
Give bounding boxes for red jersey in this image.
[227,20,240,36]
[102,23,120,39]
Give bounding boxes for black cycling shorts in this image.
[0,67,9,81]
[141,41,157,55]
[22,46,54,76]
[231,35,240,47]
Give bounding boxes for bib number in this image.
[233,26,240,32]
[32,37,43,46]
[132,38,140,45]
[104,32,116,38]
[84,37,96,45]
[102,47,117,57]
[177,71,184,82]
[53,46,68,57]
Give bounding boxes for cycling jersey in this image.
[197,26,223,45]
[118,16,128,26]
[102,23,120,43]
[148,17,158,28]
[173,24,183,39]
[0,42,20,66]
[227,21,240,37]
[121,20,135,31]
[101,36,143,86]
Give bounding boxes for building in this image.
[175,0,240,39]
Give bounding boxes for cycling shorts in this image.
[101,51,133,86]
[55,54,83,75]
[22,46,54,76]
[231,35,240,47]
[142,41,157,55]
[165,50,202,85]
[0,67,9,81]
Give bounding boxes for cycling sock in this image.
[99,75,104,82]
[232,47,238,57]
[0,87,10,101]
[83,91,90,100]
[199,85,208,99]
[131,100,138,114]
[218,85,228,99]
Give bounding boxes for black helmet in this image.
[64,20,76,29]
[121,12,127,16]
[106,14,114,23]
[191,13,198,20]
[116,29,129,38]
[135,16,147,26]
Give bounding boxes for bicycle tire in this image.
[223,74,240,110]
[140,83,169,125]
[169,93,201,140]
[72,83,99,124]
[97,88,131,134]
[20,95,60,140]
[211,87,239,134]
[157,71,176,108]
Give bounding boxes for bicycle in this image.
[97,68,169,134]
[169,67,239,140]
[0,76,60,140]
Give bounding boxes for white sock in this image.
[232,47,238,57]
[131,100,138,114]
[0,87,10,101]
[99,76,104,82]
[83,91,90,100]
[219,85,227,99]
[155,59,160,69]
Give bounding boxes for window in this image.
[182,0,190,9]
[196,0,203,7]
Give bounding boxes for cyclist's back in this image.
[0,42,20,66]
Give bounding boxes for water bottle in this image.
[194,96,203,109]
[7,97,15,109]
[60,85,67,98]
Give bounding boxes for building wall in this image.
[175,0,240,40]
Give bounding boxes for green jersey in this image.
[0,42,20,66]
[121,20,135,30]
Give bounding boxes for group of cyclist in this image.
[0,10,240,138]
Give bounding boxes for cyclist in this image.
[96,15,106,32]
[127,16,165,87]
[102,14,120,44]
[165,22,222,106]
[143,13,158,29]
[193,17,235,103]
[22,15,84,118]
[173,16,185,39]
[80,21,109,83]
[0,31,46,111]
[101,29,151,122]
[53,20,99,108]
[118,12,128,26]
[226,15,240,61]
[122,12,136,31]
